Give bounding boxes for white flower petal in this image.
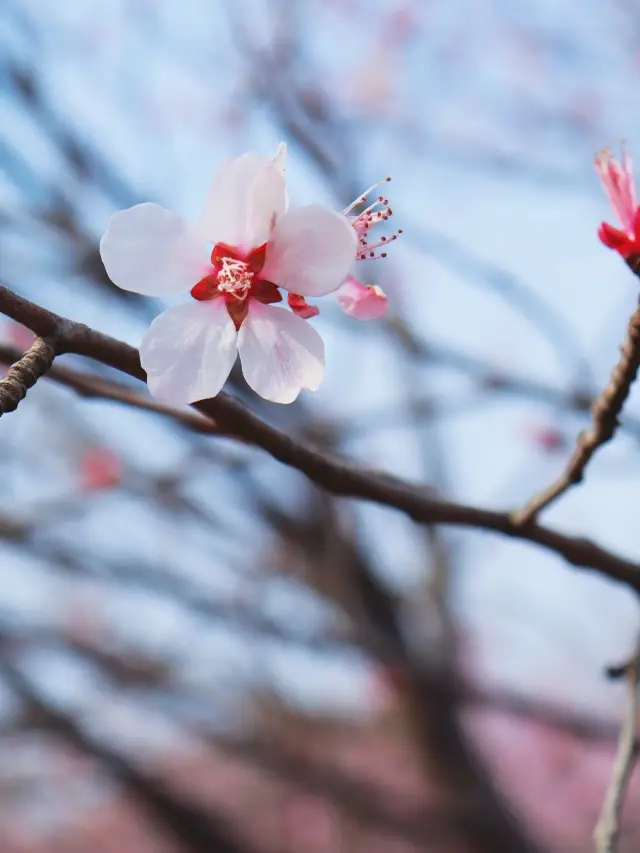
[272,142,287,177]
[199,153,286,249]
[237,301,324,404]
[261,205,357,297]
[100,203,209,297]
[336,276,388,320]
[140,299,237,405]
[272,142,289,210]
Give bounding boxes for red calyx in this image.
[288,293,319,319]
[598,207,640,260]
[190,273,218,301]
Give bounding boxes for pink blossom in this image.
[595,144,640,259]
[100,144,357,405]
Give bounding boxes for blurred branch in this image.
[253,484,539,853]
[214,731,460,847]
[404,220,593,384]
[515,302,640,525]
[1,284,640,596]
[3,606,621,748]
[0,336,57,416]
[4,615,608,851]
[594,644,640,853]
[0,657,281,853]
[380,318,640,440]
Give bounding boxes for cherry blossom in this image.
[100,144,357,404]
[595,144,640,259]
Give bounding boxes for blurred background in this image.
[2,0,640,850]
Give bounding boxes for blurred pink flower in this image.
[100,144,357,405]
[523,423,567,453]
[78,446,123,492]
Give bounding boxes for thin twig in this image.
[0,336,58,416]
[513,303,640,525]
[594,646,640,853]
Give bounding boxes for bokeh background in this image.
[2,1,640,850]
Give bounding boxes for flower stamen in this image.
[216,257,254,300]
[344,177,401,261]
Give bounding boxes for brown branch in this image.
[2,284,640,595]
[0,335,57,415]
[594,646,640,853]
[514,303,640,525]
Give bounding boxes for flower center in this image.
[190,242,283,329]
[216,257,254,300]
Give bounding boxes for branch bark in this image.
[514,303,640,525]
[0,336,57,415]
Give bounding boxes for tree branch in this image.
[2,285,640,596]
[514,303,640,525]
[594,645,640,853]
[0,335,57,415]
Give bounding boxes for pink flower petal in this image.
[261,205,357,297]
[595,146,637,236]
[237,301,324,403]
[140,299,238,405]
[100,203,210,296]
[199,153,286,250]
[337,276,388,320]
